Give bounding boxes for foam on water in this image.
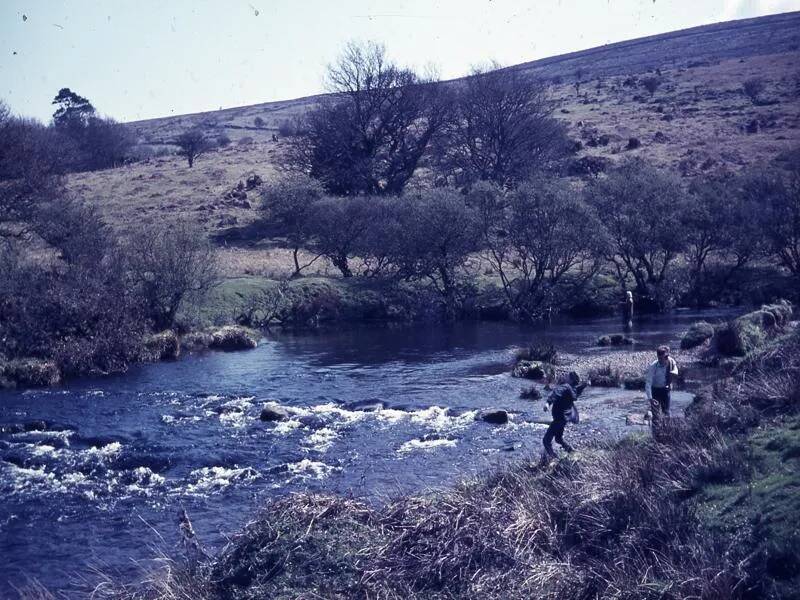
[286,459,338,480]
[398,438,458,453]
[183,466,260,495]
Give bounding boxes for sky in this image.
[2,0,799,123]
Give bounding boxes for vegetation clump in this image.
[597,333,634,346]
[588,364,622,387]
[681,320,715,349]
[209,326,260,351]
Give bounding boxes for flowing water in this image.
[0,309,738,595]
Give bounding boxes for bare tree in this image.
[125,223,219,330]
[436,64,568,188]
[175,128,212,167]
[283,41,448,195]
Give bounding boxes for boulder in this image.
[476,409,509,425]
[298,415,326,430]
[259,405,289,422]
[512,360,547,380]
[343,400,387,412]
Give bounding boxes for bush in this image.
[623,375,646,390]
[209,326,259,351]
[743,78,765,104]
[625,137,641,150]
[519,386,542,400]
[216,134,231,147]
[589,364,621,387]
[0,359,61,388]
[597,333,633,346]
[253,116,265,128]
[715,319,766,357]
[514,343,557,364]
[142,330,180,361]
[681,321,715,349]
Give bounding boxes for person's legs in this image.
[543,420,562,457]
[553,420,573,452]
[650,388,670,429]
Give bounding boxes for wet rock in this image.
[23,420,49,432]
[0,424,24,435]
[626,413,649,426]
[476,409,509,425]
[260,405,289,422]
[512,360,547,380]
[343,399,387,412]
[268,464,289,474]
[298,415,326,430]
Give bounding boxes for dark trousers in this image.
[650,387,671,424]
[543,418,568,452]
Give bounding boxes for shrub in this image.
[625,137,641,150]
[743,78,765,104]
[588,364,621,387]
[681,321,715,349]
[142,330,180,361]
[519,386,542,400]
[715,319,766,357]
[253,116,265,128]
[623,375,646,390]
[514,343,557,364]
[597,333,633,346]
[0,359,61,388]
[216,134,231,147]
[237,136,254,146]
[209,326,259,351]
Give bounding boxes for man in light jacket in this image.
[645,345,678,427]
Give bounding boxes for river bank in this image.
[68,306,799,600]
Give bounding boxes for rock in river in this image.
[476,409,509,425]
[260,405,290,422]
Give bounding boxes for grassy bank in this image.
[77,314,800,599]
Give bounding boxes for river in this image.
[0,309,737,596]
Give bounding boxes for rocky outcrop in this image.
[597,334,634,347]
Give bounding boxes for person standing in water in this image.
[622,290,634,331]
[645,345,678,428]
[543,371,585,459]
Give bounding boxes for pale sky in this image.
[1,0,798,123]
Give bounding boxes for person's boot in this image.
[561,442,574,453]
[543,445,557,459]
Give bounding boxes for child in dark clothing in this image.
[543,371,585,458]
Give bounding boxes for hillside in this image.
[68,11,800,265]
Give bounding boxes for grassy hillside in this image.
[68,12,800,248]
